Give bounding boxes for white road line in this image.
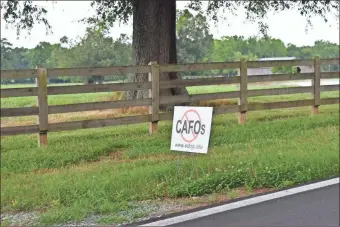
[140,177,339,226]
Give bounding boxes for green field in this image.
[1,83,339,226]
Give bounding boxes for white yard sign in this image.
[170,106,213,154]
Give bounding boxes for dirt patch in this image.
[28,151,189,176]
[199,99,236,107]
[1,118,36,127]
[134,187,275,224]
[1,107,150,128]
[1,212,39,227]
[0,187,276,226]
[31,168,59,175]
[156,187,274,208]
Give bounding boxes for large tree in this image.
[1,0,339,101]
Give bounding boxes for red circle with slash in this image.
[180,109,201,143]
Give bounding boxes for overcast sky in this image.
[1,1,339,48]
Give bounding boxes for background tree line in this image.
[1,9,339,84]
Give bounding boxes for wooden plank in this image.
[160,77,240,88]
[36,68,49,131]
[213,105,240,115]
[1,59,336,79]
[47,65,150,77]
[49,99,151,114]
[48,114,151,132]
[238,59,248,124]
[239,59,248,112]
[148,61,160,133]
[313,57,321,108]
[246,98,338,112]
[320,72,339,79]
[189,91,239,101]
[159,62,239,73]
[248,99,313,111]
[47,82,151,95]
[160,91,239,105]
[36,68,49,146]
[0,125,39,136]
[320,85,339,92]
[0,69,36,79]
[320,97,340,105]
[247,85,338,98]
[248,86,312,97]
[158,105,240,121]
[247,73,313,83]
[1,87,38,98]
[158,98,339,121]
[149,62,160,120]
[247,59,313,68]
[1,107,38,117]
[320,58,339,65]
[246,98,339,111]
[159,112,173,121]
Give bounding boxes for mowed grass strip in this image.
[1,104,339,225]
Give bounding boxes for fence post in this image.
[238,58,248,124]
[148,61,160,133]
[36,66,48,147]
[312,56,321,115]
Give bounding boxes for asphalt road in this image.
[169,184,339,227]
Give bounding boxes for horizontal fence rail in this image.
[0,69,36,79]
[48,99,152,114]
[47,65,151,77]
[1,107,38,117]
[247,59,314,68]
[1,125,40,136]
[48,82,151,95]
[320,58,340,65]
[159,62,240,73]
[320,72,340,79]
[1,57,339,147]
[160,77,240,88]
[1,87,38,98]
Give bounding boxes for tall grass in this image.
[1,82,339,225]
[1,105,339,225]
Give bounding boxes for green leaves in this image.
[176,9,213,64]
[188,0,339,35]
[1,0,52,36]
[3,1,339,38]
[87,0,133,30]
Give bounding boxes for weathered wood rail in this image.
[1,57,339,147]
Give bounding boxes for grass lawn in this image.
[1,83,339,226]
[1,104,339,226]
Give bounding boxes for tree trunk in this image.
[159,0,188,97]
[125,0,188,110]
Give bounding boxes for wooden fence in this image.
[1,57,339,147]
